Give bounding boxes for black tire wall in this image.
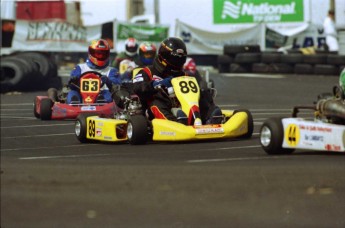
[1,52,61,93]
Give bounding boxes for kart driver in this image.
[132,37,222,124]
[112,37,139,69]
[120,42,157,82]
[67,39,121,104]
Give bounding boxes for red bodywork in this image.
[34,72,116,120]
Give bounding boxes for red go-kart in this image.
[33,72,116,120]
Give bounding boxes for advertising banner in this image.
[214,0,304,24]
[12,20,103,52]
[175,20,263,54]
[114,22,169,52]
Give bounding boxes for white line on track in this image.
[221,73,286,79]
[1,109,32,111]
[3,133,74,139]
[2,144,95,152]
[0,116,37,120]
[19,153,114,160]
[1,123,73,128]
[1,103,33,106]
[187,155,290,163]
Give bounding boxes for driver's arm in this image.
[68,65,82,90]
[132,68,156,100]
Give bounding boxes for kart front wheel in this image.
[75,113,95,143]
[260,117,294,155]
[127,115,148,145]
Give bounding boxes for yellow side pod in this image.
[152,110,249,141]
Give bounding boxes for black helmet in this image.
[155,37,187,73]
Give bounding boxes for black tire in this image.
[252,63,271,73]
[0,58,26,92]
[327,55,345,65]
[260,117,295,155]
[269,63,293,74]
[234,109,253,139]
[40,98,53,120]
[281,53,303,64]
[294,63,313,74]
[224,45,260,56]
[127,115,149,145]
[33,98,40,119]
[313,64,338,75]
[15,52,51,78]
[234,53,261,64]
[75,113,95,143]
[230,63,250,73]
[261,52,282,63]
[303,54,327,64]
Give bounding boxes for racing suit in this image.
[67,59,121,104]
[132,66,221,124]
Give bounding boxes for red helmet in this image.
[88,39,110,67]
[125,37,139,56]
[139,42,157,65]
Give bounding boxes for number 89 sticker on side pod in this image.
[74,76,254,145]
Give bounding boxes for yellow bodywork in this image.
[83,109,249,143]
[86,116,128,142]
[152,110,250,141]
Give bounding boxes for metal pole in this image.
[154,0,159,24]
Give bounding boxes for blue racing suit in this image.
[67,59,121,104]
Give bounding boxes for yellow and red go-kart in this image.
[74,76,253,144]
[33,72,116,120]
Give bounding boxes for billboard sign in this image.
[214,0,304,24]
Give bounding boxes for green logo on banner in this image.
[214,0,304,24]
[117,23,169,41]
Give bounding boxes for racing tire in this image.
[260,117,295,155]
[75,113,95,143]
[127,115,149,145]
[40,98,53,120]
[234,109,253,139]
[33,97,40,119]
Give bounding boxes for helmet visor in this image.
[89,48,109,61]
[166,51,186,69]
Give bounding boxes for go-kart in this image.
[74,76,253,144]
[260,85,345,154]
[33,72,116,120]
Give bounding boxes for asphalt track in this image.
[1,72,344,228]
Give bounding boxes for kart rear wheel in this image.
[127,115,148,145]
[75,113,95,143]
[40,98,53,120]
[33,97,40,119]
[260,117,295,155]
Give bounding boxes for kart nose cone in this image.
[260,126,271,146]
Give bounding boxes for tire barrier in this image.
[217,45,345,76]
[1,52,61,93]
